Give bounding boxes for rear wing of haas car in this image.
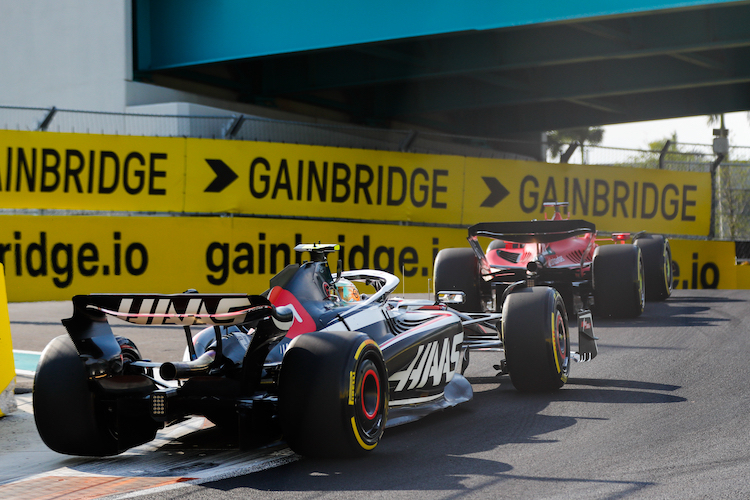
[67,293,294,327]
[62,293,294,378]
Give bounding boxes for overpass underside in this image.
[133,0,750,155]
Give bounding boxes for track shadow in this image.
[547,387,685,404]
[594,291,749,328]
[596,302,730,328]
[48,372,675,498]
[198,375,678,497]
[665,295,746,304]
[204,446,652,498]
[465,376,683,395]
[568,378,680,392]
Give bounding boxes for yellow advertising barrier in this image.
[0,214,745,303]
[737,264,750,289]
[464,158,711,235]
[669,239,736,290]
[0,263,16,416]
[184,139,464,224]
[0,215,469,302]
[0,130,713,237]
[0,130,185,212]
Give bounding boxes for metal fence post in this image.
[36,106,57,131]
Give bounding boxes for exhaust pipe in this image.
[159,350,216,380]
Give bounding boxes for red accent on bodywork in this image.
[268,286,316,338]
[416,305,446,311]
[612,233,631,243]
[486,232,596,269]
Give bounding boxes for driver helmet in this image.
[336,278,361,302]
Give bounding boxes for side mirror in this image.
[436,291,466,304]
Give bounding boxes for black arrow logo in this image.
[204,159,238,193]
[480,177,510,207]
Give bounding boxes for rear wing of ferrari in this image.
[468,220,597,274]
[468,220,596,244]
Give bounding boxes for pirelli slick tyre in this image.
[33,335,157,456]
[433,248,483,312]
[279,331,388,458]
[634,234,673,301]
[593,244,645,318]
[502,287,570,392]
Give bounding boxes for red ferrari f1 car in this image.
[434,202,673,321]
[35,242,585,460]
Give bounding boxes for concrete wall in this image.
[0,1,132,111]
[0,0,342,123]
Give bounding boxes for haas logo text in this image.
[389,333,463,391]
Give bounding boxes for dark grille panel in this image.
[566,250,584,263]
[496,250,521,263]
[390,315,434,334]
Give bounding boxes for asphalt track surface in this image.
[6,289,750,499]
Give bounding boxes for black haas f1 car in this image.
[434,202,673,323]
[36,243,522,459]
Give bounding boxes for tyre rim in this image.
[554,309,569,374]
[638,257,645,308]
[360,368,380,420]
[355,357,385,442]
[664,245,674,292]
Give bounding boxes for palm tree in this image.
[547,126,604,164]
[707,114,727,137]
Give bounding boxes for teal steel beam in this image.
[134,0,743,70]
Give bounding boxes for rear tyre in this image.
[278,331,388,458]
[115,335,148,375]
[634,234,673,301]
[593,245,645,318]
[502,287,570,392]
[33,335,157,456]
[433,248,483,312]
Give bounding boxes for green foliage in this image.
[613,134,707,171]
[547,126,604,163]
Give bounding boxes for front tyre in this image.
[502,287,570,392]
[433,248,483,312]
[634,234,673,301]
[278,331,388,458]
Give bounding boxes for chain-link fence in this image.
[716,162,750,240]
[556,141,750,241]
[3,104,750,245]
[0,105,537,161]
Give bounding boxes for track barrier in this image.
[0,263,16,416]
